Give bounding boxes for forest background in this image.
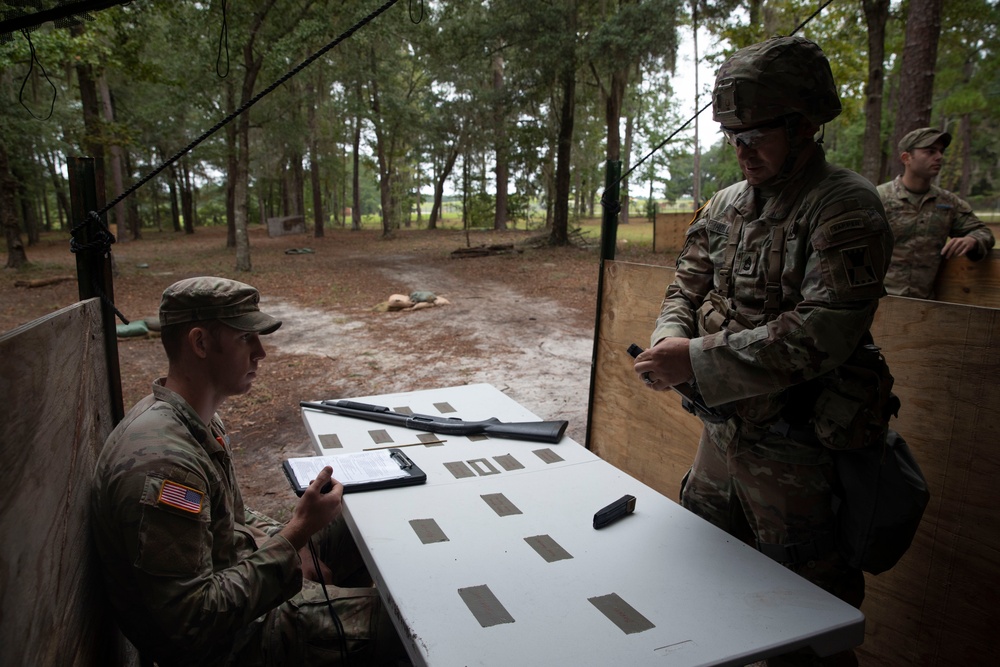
[1,0,999,272]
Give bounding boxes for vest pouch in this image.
[813,344,895,451]
[697,291,754,336]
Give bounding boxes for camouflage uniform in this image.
[878,176,994,299]
[651,39,893,664]
[91,276,403,667]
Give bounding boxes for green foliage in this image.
[465,192,495,229]
[1,0,998,249]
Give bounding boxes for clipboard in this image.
[282,448,427,496]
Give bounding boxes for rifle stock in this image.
[300,400,568,444]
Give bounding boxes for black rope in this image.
[308,539,350,666]
[69,211,130,324]
[215,0,230,78]
[18,29,57,120]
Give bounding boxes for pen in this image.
[363,439,445,451]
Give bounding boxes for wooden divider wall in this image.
[0,299,135,666]
[589,260,1000,666]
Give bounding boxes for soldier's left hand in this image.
[634,337,694,390]
[942,236,977,258]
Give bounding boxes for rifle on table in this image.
[300,400,569,444]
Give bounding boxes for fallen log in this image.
[450,244,519,258]
[14,275,75,288]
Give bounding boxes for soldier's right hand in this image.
[280,467,344,550]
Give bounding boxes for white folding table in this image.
[300,383,864,667]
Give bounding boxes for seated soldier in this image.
[91,276,408,666]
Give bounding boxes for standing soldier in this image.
[878,127,995,299]
[633,36,894,666]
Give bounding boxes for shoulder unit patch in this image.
[841,246,878,288]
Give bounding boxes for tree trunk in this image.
[72,26,106,231]
[550,0,577,246]
[180,157,195,234]
[621,109,634,225]
[1,144,28,269]
[861,0,890,185]
[225,81,238,247]
[958,55,974,198]
[43,151,70,229]
[98,74,129,242]
[352,113,362,231]
[168,163,181,232]
[692,1,701,205]
[493,51,509,231]
[11,160,40,245]
[234,109,253,271]
[891,0,943,177]
[123,150,140,239]
[232,3,274,272]
[307,82,324,237]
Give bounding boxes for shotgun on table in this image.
[300,400,569,444]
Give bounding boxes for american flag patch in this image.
[159,480,203,514]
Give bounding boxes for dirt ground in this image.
[2,223,665,521]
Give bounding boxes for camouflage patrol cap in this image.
[159,276,281,334]
[898,127,952,154]
[713,35,841,130]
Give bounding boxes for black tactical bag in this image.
[833,429,930,574]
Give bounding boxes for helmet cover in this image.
[712,35,841,130]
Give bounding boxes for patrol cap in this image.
[899,127,952,154]
[159,276,281,334]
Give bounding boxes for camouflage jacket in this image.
[652,149,892,442]
[91,380,301,667]
[877,175,995,299]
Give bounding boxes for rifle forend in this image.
[300,400,569,444]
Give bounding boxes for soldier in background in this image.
[633,36,893,666]
[91,277,407,667]
[878,127,995,299]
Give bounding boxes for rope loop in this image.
[69,210,117,255]
[69,211,129,324]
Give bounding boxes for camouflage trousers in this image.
[680,428,864,667]
[238,512,409,667]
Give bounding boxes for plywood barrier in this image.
[589,260,1000,666]
[933,251,1000,308]
[0,299,135,667]
[652,211,696,254]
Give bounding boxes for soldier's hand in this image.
[280,466,344,550]
[942,236,977,259]
[634,337,694,390]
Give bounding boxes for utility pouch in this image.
[812,343,898,450]
[697,291,753,336]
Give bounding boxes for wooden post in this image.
[68,156,125,423]
[585,160,622,449]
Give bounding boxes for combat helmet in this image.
[713,35,841,130]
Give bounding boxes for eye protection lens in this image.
[722,121,786,150]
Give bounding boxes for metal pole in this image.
[68,156,125,424]
[585,160,621,449]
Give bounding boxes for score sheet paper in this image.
[286,450,410,487]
